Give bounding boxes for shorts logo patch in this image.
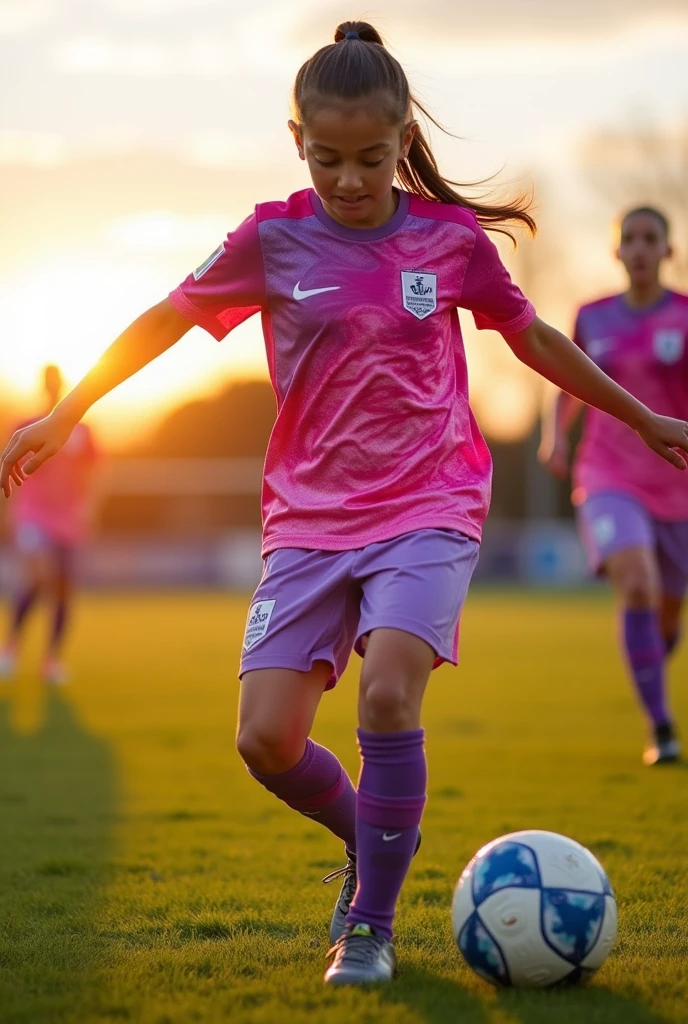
[193,245,224,281]
[243,599,276,651]
[653,329,684,365]
[592,514,616,547]
[401,270,437,320]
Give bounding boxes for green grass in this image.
[0,589,686,1024]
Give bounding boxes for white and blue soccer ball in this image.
[452,830,617,987]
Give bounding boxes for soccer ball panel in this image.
[458,912,510,986]
[505,831,605,893]
[582,896,618,969]
[541,889,606,963]
[477,887,573,987]
[471,841,541,905]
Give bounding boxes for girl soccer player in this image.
[540,207,688,767]
[2,23,688,985]
[0,365,99,685]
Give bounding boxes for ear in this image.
[288,119,306,161]
[400,120,418,160]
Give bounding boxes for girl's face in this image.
[616,211,671,289]
[289,99,416,229]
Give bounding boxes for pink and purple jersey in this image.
[170,188,535,554]
[11,421,99,546]
[572,291,688,520]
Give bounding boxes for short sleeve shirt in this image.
[170,189,535,553]
[572,291,688,521]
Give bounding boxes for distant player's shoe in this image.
[0,646,17,679]
[324,830,422,944]
[324,923,396,986]
[643,722,681,765]
[42,658,70,687]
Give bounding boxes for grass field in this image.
[0,589,686,1024]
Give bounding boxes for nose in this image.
[337,164,364,193]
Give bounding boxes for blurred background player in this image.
[0,365,100,684]
[540,208,688,765]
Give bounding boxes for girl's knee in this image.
[236,723,303,775]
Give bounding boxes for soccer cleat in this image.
[42,658,70,687]
[324,830,422,944]
[643,722,681,766]
[324,923,396,986]
[0,646,17,679]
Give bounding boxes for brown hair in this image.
[293,20,536,243]
[620,206,670,239]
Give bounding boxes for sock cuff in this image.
[285,771,348,812]
[357,728,425,760]
[357,788,426,828]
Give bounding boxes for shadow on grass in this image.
[0,688,116,1023]
[382,967,671,1024]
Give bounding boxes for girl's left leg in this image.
[325,627,433,984]
[43,546,74,684]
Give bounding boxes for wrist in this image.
[53,393,86,428]
[626,400,654,432]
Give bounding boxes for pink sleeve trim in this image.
[474,300,537,335]
[168,286,229,342]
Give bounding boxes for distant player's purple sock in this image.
[10,586,38,638]
[347,728,427,941]
[622,609,670,727]
[49,598,69,654]
[664,631,681,658]
[247,740,356,855]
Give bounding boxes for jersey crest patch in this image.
[193,244,224,281]
[653,329,684,365]
[243,599,276,651]
[401,270,437,320]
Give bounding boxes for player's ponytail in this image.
[293,21,536,243]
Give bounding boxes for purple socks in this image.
[248,740,356,855]
[623,609,670,727]
[347,729,427,941]
[10,585,38,637]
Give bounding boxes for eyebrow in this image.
[309,141,392,154]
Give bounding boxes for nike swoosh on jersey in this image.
[293,282,341,301]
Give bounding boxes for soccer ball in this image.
[452,830,617,987]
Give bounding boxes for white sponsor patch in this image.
[193,244,224,281]
[401,270,437,320]
[592,514,616,547]
[243,599,276,651]
[653,328,684,365]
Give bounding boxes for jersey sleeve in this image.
[168,212,266,341]
[459,224,536,335]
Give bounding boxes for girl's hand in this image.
[636,411,688,470]
[538,435,570,479]
[0,410,76,497]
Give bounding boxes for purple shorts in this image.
[577,492,688,598]
[240,529,480,687]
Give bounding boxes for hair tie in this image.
[345,31,359,39]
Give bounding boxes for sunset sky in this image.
[3,0,688,445]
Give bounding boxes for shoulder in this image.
[255,189,314,225]
[668,290,688,310]
[407,194,479,233]
[575,294,620,320]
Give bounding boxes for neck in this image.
[625,280,666,309]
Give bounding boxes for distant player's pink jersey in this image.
[10,421,99,546]
[170,189,535,554]
[572,291,688,520]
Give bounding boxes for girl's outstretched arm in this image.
[1,298,193,496]
[506,316,688,470]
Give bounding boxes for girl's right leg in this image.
[236,663,357,855]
